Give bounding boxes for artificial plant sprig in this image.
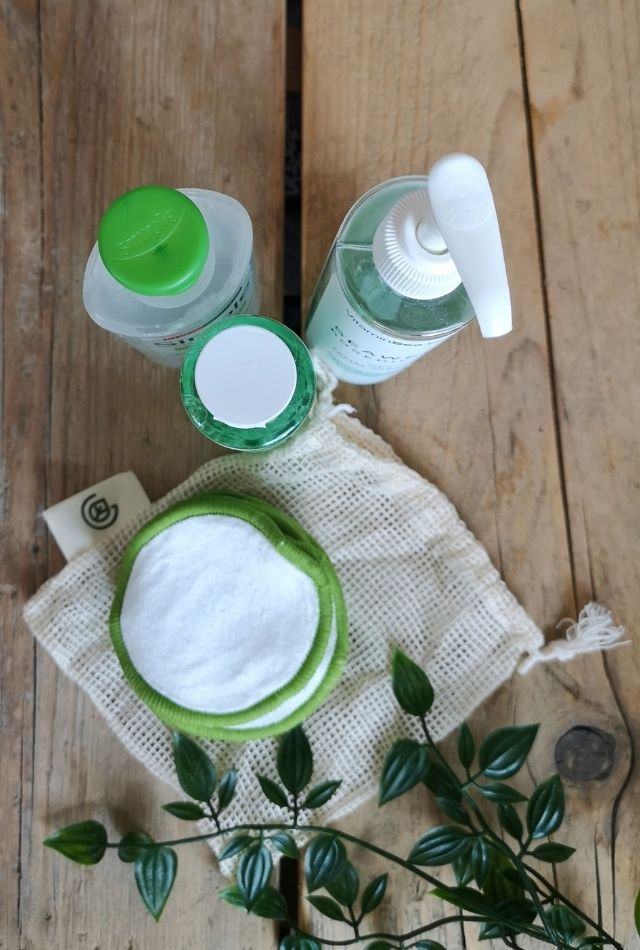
[44,651,634,949]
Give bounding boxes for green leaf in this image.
[237,843,273,910]
[277,726,313,795]
[478,724,539,779]
[307,894,346,921]
[472,838,492,888]
[497,802,523,841]
[457,723,475,770]
[408,825,471,866]
[365,944,393,950]
[415,943,447,950]
[172,733,217,802]
[360,873,388,915]
[117,831,153,863]
[326,862,359,907]
[134,845,177,921]
[475,782,527,804]
[280,937,321,950]
[453,849,476,886]
[436,796,471,825]
[454,838,491,888]
[304,834,347,892]
[220,884,288,919]
[482,852,523,904]
[217,769,237,812]
[258,775,289,808]
[479,896,537,939]
[270,832,299,859]
[162,801,206,820]
[527,774,565,839]
[547,904,586,944]
[303,779,342,809]
[250,885,289,920]
[578,939,604,949]
[529,842,575,863]
[219,834,255,861]
[431,885,491,915]
[391,648,434,716]
[219,884,247,909]
[379,739,429,805]
[44,820,108,865]
[423,758,461,801]
[635,889,640,938]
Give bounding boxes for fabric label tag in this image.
[43,471,151,561]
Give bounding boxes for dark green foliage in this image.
[172,733,217,801]
[134,845,177,920]
[44,820,108,865]
[379,739,429,805]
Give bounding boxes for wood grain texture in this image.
[302,0,636,947]
[1,1,284,947]
[0,1,48,945]
[521,1,640,945]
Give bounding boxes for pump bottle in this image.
[305,154,511,384]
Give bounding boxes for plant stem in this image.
[289,914,492,946]
[419,718,556,945]
[208,799,221,833]
[107,822,444,888]
[113,820,581,947]
[347,903,360,940]
[518,834,532,857]
[106,812,620,948]
[291,912,576,948]
[524,862,624,950]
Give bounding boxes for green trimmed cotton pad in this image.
[109,493,347,739]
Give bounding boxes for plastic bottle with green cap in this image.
[83,185,259,366]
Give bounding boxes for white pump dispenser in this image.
[305,153,512,385]
[427,153,511,338]
[372,153,511,337]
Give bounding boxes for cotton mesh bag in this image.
[24,362,625,851]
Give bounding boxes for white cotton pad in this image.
[109,494,348,739]
[119,514,321,714]
[223,614,338,736]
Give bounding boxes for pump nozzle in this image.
[426,153,511,338]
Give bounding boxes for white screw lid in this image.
[194,324,297,429]
[372,153,512,338]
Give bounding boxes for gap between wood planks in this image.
[279,0,304,943]
[514,0,577,610]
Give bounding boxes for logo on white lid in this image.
[194,325,297,429]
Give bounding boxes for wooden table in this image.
[2,2,638,947]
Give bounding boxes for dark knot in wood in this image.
[554,726,615,781]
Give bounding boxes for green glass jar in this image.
[180,315,316,451]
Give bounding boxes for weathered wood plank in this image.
[0,0,47,945]
[2,1,285,947]
[302,1,633,947]
[521,1,640,945]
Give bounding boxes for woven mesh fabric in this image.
[23,366,543,855]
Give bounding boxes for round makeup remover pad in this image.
[109,493,348,740]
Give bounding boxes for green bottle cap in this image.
[97,186,209,296]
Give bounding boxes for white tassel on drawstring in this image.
[518,602,629,674]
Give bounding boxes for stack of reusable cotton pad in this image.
[108,492,348,741]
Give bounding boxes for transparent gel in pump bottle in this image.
[305,153,512,384]
[83,185,259,367]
